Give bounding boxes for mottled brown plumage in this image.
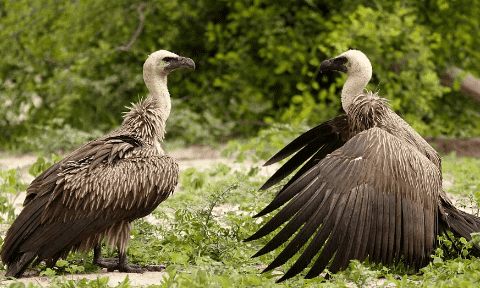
[1,50,195,277]
[247,50,480,282]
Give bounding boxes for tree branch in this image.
[117,4,148,51]
[441,67,480,105]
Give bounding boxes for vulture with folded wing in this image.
[1,50,195,277]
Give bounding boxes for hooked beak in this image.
[319,56,348,74]
[166,57,196,71]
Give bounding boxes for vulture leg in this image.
[118,251,164,272]
[93,245,164,272]
[93,245,118,266]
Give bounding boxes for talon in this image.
[93,246,164,273]
[145,265,165,272]
[118,265,145,273]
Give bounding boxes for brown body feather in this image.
[1,102,178,277]
[1,50,194,277]
[248,51,480,282]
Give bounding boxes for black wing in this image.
[248,127,441,282]
[257,115,349,217]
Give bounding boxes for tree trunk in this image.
[441,67,480,105]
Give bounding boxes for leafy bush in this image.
[1,0,479,153]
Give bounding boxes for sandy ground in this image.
[0,145,477,287]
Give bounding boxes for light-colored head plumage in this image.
[143,50,181,81]
[338,50,372,81]
[320,49,374,113]
[123,50,195,145]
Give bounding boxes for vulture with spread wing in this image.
[247,50,480,282]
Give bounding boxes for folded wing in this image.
[1,135,178,277]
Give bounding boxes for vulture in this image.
[246,50,480,282]
[1,50,195,277]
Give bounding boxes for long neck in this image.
[144,68,171,121]
[341,72,370,113]
[122,70,170,142]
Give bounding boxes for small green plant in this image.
[39,260,85,277]
[344,260,381,287]
[0,169,28,223]
[28,154,63,178]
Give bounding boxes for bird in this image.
[0,50,195,278]
[246,49,480,282]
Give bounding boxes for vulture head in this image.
[144,50,195,79]
[319,50,372,79]
[131,50,195,139]
[320,50,373,113]
[141,50,195,108]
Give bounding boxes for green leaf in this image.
[56,259,68,267]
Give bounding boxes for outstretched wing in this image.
[257,115,349,217]
[247,127,441,282]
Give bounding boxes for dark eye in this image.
[163,57,175,62]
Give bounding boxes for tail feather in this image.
[4,252,37,278]
[1,194,101,277]
[442,205,480,254]
[1,194,49,269]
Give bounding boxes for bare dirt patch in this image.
[426,137,480,158]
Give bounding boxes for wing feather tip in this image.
[253,211,267,218]
[243,235,257,243]
[263,159,276,166]
[275,270,299,283]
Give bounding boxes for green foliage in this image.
[125,163,282,287]
[197,0,480,137]
[15,275,133,288]
[39,260,85,278]
[167,100,236,147]
[18,124,104,155]
[421,257,480,287]
[343,260,380,287]
[0,0,231,151]
[441,152,480,213]
[1,0,479,153]
[28,154,62,177]
[0,169,27,223]
[434,232,474,262]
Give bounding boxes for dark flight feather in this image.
[248,90,480,282]
[248,50,480,282]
